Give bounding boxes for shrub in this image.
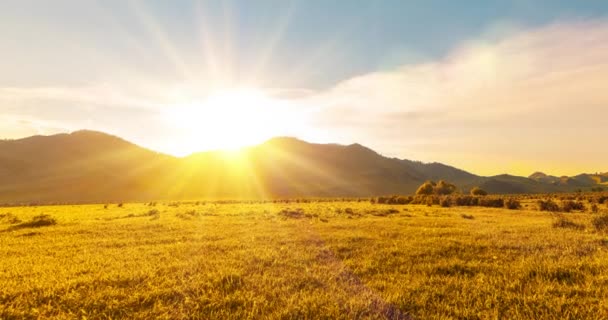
[376,196,388,204]
[454,196,470,206]
[278,208,305,219]
[416,181,435,195]
[591,203,599,213]
[538,199,560,212]
[461,214,475,220]
[470,187,487,196]
[592,214,608,232]
[440,197,452,207]
[553,215,584,230]
[504,198,522,210]
[434,180,457,195]
[146,209,160,216]
[479,198,504,208]
[376,195,413,205]
[394,196,412,205]
[561,200,586,213]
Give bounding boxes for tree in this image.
[434,180,456,195]
[470,187,488,196]
[416,181,435,195]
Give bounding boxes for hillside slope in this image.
[0,131,604,203]
[0,131,177,202]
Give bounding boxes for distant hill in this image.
[0,131,605,203]
[0,131,177,203]
[528,171,608,188]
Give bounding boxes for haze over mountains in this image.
[0,130,605,203]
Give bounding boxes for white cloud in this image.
[299,20,608,175]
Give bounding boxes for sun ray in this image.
[246,1,298,85]
[127,1,194,82]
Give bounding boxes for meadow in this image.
[2,198,608,319]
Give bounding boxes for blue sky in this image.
[1,1,608,175]
[3,0,607,88]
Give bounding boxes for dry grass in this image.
[1,202,608,319]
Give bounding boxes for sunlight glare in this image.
[164,88,290,155]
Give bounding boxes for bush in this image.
[561,200,586,213]
[416,181,435,195]
[592,214,608,232]
[479,198,504,208]
[434,180,457,195]
[278,208,305,219]
[504,198,521,210]
[374,195,412,205]
[538,199,560,212]
[395,196,413,205]
[146,209,160,216]
[454,196,472,206]
[553,215,584,230]
[440,197,451,207]
[470,187,487,196]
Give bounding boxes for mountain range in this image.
[0,130,605,203]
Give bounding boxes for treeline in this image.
[371,180,608,212]
[372,194,521,209]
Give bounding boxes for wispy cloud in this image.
[299,20,608,175]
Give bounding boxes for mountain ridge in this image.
[0,130,604,203]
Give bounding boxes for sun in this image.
[164,88,290,155]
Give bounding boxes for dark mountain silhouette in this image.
[0,131,605,203]
[528,171,608,188]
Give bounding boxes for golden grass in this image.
[1,201,608,319]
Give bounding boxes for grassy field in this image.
[2,200,608,319]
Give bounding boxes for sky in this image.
[1,0,608,176]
